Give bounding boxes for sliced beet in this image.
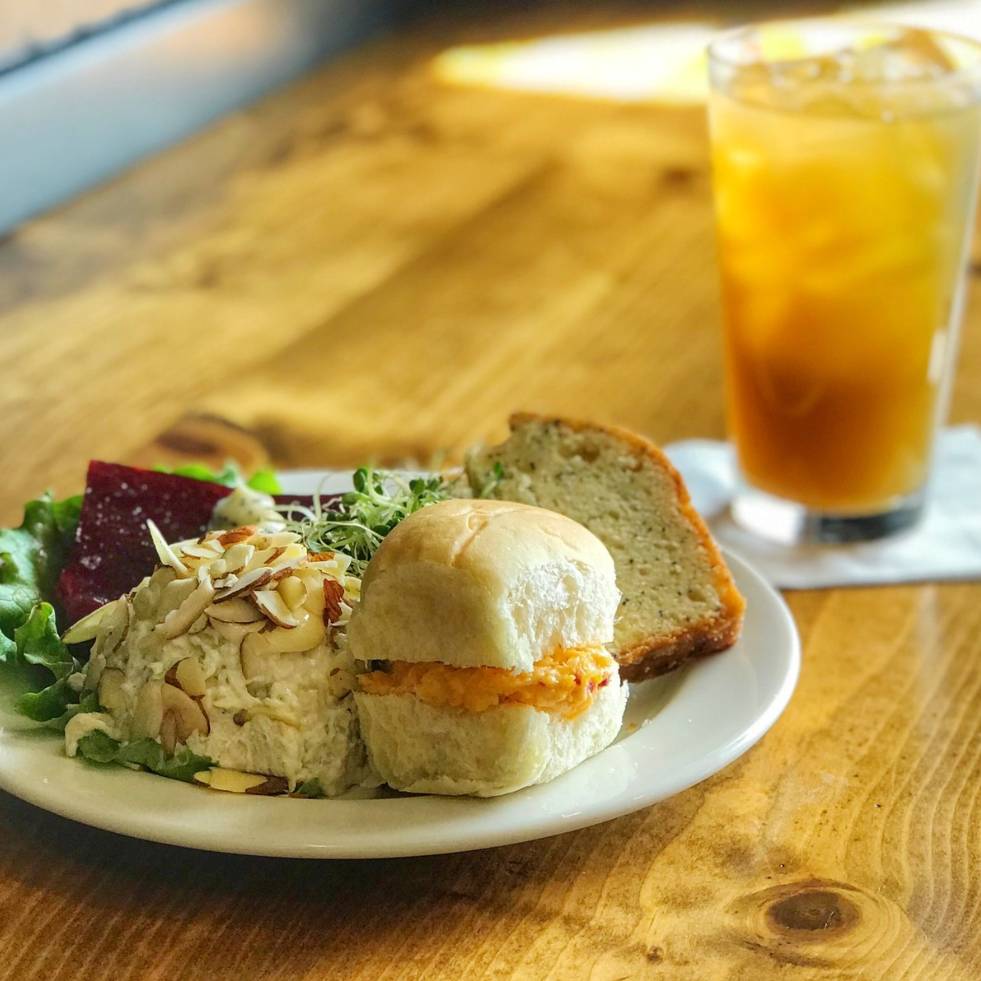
[56,461,323,627]
[57,462,231,626]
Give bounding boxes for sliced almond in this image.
[98,668,127,715]
[262,612,325,654]
[176,658,208,697]
[158,577,216,639]
[161,682,209,740]
[132,585,157,620]
[178,540,224,561]
[99,599,132,658]
[322,579,344,626]
[211,618,267,645]
[247,543,306,573]
[165,658,208,698]
[132,681,164,739]
[83,655,106,691]
[147,520,188,576]
[159,711,178,755]
[218,526,256,547]
[213,566,275,602]
[253,590,301,628]
[157,577,198,617]
[302,577,327,617]
[62,599,121,645]
[133,567,175,618]
[267,563,301,585]
[255,531,301,549]
[240,633,265,680]
[246,776,290,796]
[149,566,179,589]
[246,546,285,571]
[188,614,209,635]
[304,561,341,575]
[221,542,255,575]
[277,575,307,611]
[277,543,307,565]
[193,768,270,794]
[205,598,262,624]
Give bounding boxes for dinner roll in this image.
[350,499,626,797]
[348,498,619,672]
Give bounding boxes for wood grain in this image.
[0,4,979,979]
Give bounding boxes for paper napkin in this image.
[664,426,981,589]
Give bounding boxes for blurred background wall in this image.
[1,0,977,232]
[0,0,400,231]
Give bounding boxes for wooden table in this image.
[1,5,979,979]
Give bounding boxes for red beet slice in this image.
[57,462,232,626]
[56,462,324,627]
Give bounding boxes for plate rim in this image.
[0,472,800,858]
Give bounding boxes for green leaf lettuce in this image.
[292,778,325,799]
[156,462,281,494]
[0,491,81,645]
[76,731,215,783]
[0,492,84,725]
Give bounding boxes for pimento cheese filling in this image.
[358,646,615,719]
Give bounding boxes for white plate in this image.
[0,470,799,858]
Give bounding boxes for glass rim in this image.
[707,17,981,91]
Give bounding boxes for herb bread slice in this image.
[461,414,745,680]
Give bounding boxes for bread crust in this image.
[507,413,746,677]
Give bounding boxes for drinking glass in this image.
[708,20,981,543]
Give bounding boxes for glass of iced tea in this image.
[708,20,981,543]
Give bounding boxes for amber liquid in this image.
[711,88,980,512]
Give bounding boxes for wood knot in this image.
[767,888,859,935]
[727,878,902,969]
[658,166,697,188]
[130,414,270,475]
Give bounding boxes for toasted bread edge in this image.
[507,412,747,678]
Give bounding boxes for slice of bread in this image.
[354,677,627,797]
[461,414,745,681]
